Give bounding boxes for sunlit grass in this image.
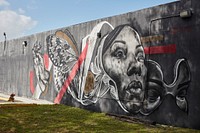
[0,104,199,133]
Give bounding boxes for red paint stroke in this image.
[54,42,89,104]
[144,44,176,54]
[43,53,49,69]
[29,71,35,94]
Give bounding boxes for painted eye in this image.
[177,89,186,99]
[176,86,188,112]
[176,85,188,100]
[146,81,163,104]
[138,56,145,63]
[137,52,145,63]
[147,89,160,103]
[113,49,126,59]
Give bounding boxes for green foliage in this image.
[0,104,199,133]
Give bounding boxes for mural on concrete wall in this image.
[29,21,191,115]
[47,22,145,113]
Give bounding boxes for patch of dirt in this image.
[106,113,157,127]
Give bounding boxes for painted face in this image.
[103,26,147,113]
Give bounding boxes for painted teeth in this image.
[129,88,141,94]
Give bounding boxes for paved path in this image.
[0,93,54,105]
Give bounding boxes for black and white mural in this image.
[0,0,194,129]
[42,21,191,115]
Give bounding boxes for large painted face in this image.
[103,26,147,113]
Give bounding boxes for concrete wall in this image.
[0,0,200,129]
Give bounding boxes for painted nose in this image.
[127,61,141,76]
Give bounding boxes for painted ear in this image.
[141,60,165,115]
[174,59,191,113]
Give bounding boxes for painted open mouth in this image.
[126,80,142,95]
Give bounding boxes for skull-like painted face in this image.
[141,59,191,115]
[102,25,147,114]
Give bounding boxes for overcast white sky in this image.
[0,0,176,42]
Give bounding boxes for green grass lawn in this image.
[0,104,199,133]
